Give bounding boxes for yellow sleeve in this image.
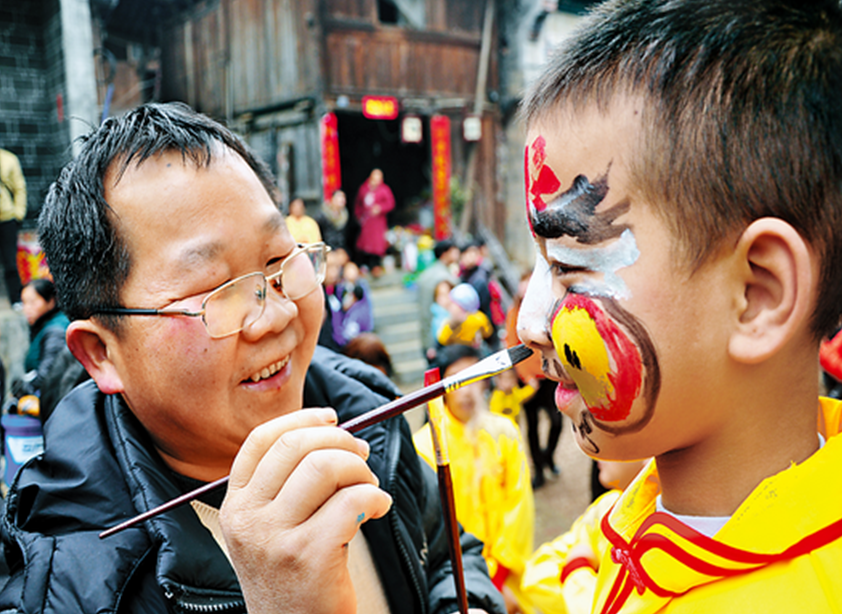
[412,424,436,470]
[3,151,26,220]
[486,426,534,577]
[521,491,621,614]
[480,311,493,339]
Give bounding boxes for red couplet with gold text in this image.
[321,112,341,199]
[431,115,452,241]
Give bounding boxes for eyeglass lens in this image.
[204,245,326,337]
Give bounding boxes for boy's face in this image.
[100,147,322,480]
[518,102,733,460]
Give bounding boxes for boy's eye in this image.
[550,262,587,277]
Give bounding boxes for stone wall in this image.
[0,0,70,226]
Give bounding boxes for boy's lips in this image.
[554,380,580,411]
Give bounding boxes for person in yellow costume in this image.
[489,367,535,428]
[521,460,648,614]
[516,1,842,612]
[285,197,322,245]
[414,345,535,614]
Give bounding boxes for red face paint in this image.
[525,136,564,236]
[551,294,643,422]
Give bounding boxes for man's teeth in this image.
[249,357,289,383]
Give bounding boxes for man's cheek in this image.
[550,293,643,422]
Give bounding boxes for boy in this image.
[0,102,505,614]
[414,345,535,614]
[517,1,842,612]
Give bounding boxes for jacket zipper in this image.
[386,418,428,614]
[163,586,246,613]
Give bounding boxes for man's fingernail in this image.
[316,407,337,423]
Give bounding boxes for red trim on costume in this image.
[597,505,842,614]
[492,564,511,591]
[561,557,598,583]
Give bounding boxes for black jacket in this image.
[0,347,506,614]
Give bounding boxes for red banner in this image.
[320,112,341,199]
[431,115,451,241]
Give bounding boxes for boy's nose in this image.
[517,255,555,350]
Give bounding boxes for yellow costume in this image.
[413,409,536,613]
[0,148,27,222]
[592,397,842,614]
[489,383,535,425]
[521,490,620,614]
[285,214,322,245]
[437,311,494,347]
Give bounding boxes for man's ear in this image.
[66,320,126,395]
[729,218,816,364]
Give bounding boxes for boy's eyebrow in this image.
[530,170,630,244]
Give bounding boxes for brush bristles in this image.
[507,344,533,366]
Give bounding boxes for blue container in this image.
[2,414,44,486]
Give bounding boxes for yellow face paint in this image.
[552,302,614,409]
[550,293,643,422]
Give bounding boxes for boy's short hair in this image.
[521,0,842,337]
[38,102,277,332]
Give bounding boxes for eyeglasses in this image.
[93,242,329,338]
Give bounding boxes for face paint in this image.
[545,229,639,299]
[550,293,643,422]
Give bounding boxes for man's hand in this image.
[220,407,392,614]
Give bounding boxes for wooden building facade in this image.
[100,0,503,236]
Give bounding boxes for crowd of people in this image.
[1,1,842,613]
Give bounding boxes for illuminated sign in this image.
[362,96,399,120]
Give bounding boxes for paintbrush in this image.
[424,367,469,614]
[99,343,533,539]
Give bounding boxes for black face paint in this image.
[530,169,631,244]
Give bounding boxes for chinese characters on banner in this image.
[321,113,341,199]
[431,115,452,241]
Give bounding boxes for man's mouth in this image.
[247,356,290,383]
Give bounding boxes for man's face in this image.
[102,148,323,480]
[518,102,732,460]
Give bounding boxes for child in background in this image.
[516,1,842,611]
[413,345,535,614]
[430,279,454,348]
[436,283,494,350]
[490,367,535,430]
[521,459,648,614]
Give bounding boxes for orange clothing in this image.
[592,397,842,614]
[505,303,543,382]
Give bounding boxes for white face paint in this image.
[517,251,555,342]
[545,228,640,299]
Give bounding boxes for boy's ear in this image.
[66,320,126,395]
[729,218,816,364]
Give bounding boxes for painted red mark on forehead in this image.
[526,136,562,215]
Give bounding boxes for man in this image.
[0,103,505,614]
[0,147,27,308]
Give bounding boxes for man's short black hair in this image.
[39,102,277,332]
[434,239,456,260]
